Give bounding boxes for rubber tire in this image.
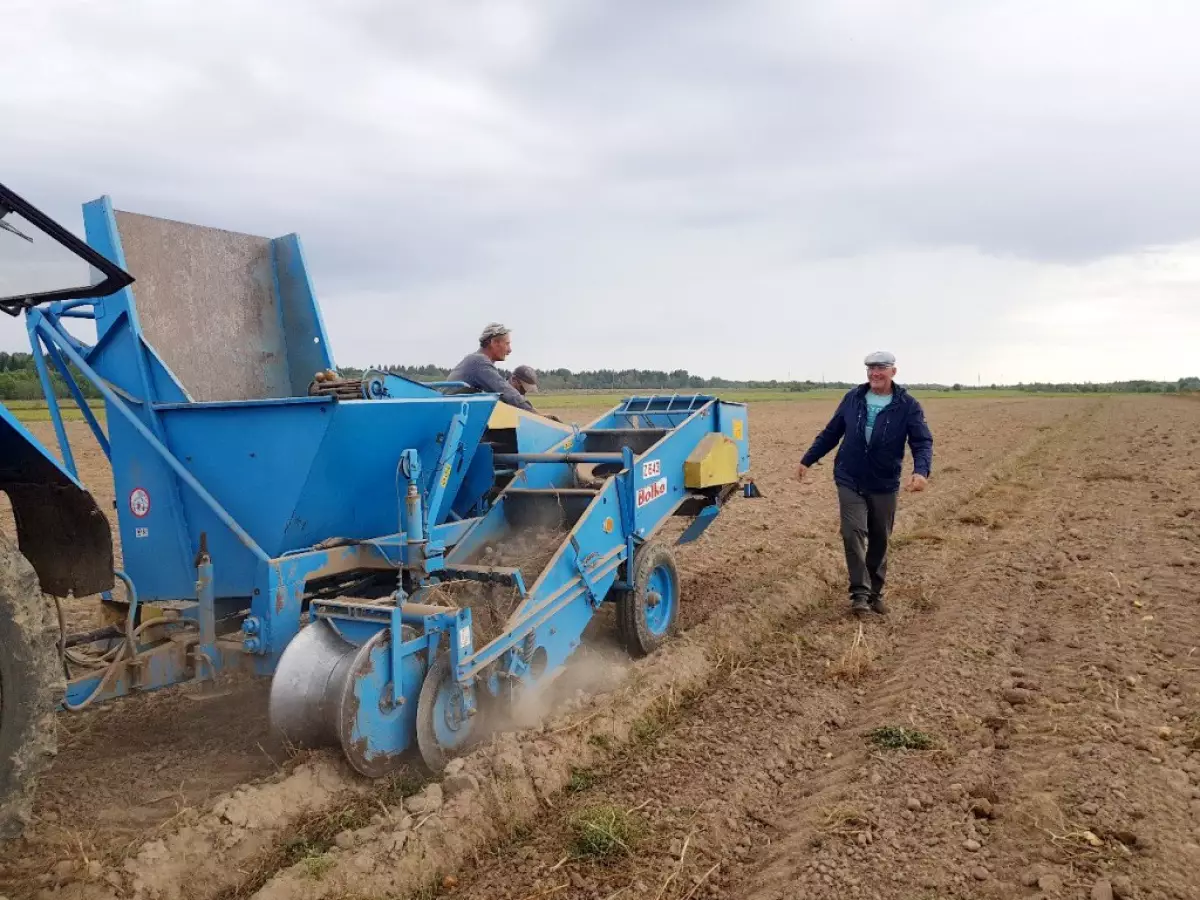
[0,535,61,842]
[617,542,681,659]
[612,589,632,649]
[415,653,474,775]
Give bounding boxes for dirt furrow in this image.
[960,398,1200,900]
[737,396,1200,900]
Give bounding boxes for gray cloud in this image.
[3,1,1199,382]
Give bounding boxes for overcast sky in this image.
[3,1,1199,384]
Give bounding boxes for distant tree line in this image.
[0,350,1193,402]
[946,378,1200,394]
[0,351,101,402]
[348,363,1200,395]
[345,364,827,392]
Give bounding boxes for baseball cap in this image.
[864,350,896,367]
[512,365,538,391]
[479,322,511,344]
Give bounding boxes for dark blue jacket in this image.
[800,383,933,494]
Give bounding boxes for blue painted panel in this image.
[450,442,494,520]
[290,397,493,537]
[520,591,602,683]
[272,233,336,394]
[144,343,192,404]
[366,371,447,400]
[139,396,493,596]
[107,412,205,599]
[579,410,620,431]
[587,404,716,540]
[82,196,138,350]
[349,636,425,766]
[514,415,576,454]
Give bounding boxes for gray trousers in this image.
[837,485,898,601]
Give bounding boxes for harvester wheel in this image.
[618,542,680,658]
[0,535,62,842]
[415,653,477,774]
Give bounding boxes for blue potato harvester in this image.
[0,182,757,839]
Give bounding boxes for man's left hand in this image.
[906,473,929,492]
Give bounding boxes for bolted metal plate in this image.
[335,628,420,778]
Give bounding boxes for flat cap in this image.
[512,365,538,390]
[479,322,510,343]
[864,350,896,367]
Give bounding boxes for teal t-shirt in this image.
[865,391,893,442]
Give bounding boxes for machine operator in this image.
[445,323,536,412]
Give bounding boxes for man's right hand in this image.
[796,463,808,482]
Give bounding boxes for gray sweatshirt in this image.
[445,351,535,411]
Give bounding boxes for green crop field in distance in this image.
[535,387,1078,409]
[5,401,91,423]
[0,388,1107,425]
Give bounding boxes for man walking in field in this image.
[796,352,933,616]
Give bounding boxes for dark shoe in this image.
[850,595,870,615]
[868,596,888,615]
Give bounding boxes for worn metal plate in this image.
[114,210,290,402]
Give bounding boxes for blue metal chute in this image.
[102,395,497,599]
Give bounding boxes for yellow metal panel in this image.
[684,433,740,488]
[487,403,522,430]
[486,403,576,432]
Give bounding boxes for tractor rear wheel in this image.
[0,535,61,841]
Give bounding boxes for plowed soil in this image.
[426,396,1200,900]
[3,395,1198,900]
